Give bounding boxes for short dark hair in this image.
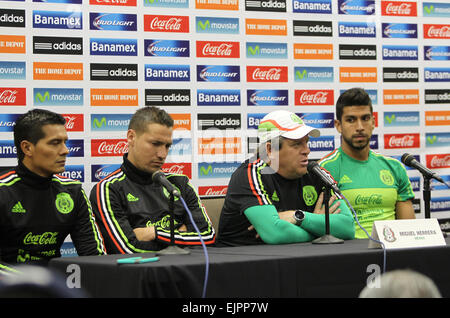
[128,106,174,134]
[336,87,373,121]
[14,109,66,162]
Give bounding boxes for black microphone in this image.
[401,153,445,184]
[307,161,342,196]
[152,170,181,198]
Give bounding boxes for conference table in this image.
[49,238,450,298]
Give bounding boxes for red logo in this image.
[246,66,288,82]
[294,90,334,106]
[196,41,240,58]
[144,15,189,33]
[381,1,417,16]
[427,154,450,169]
[89,0,137,6]
[424,24,450,39]
[161,163,192,179]
[198,185,228,197]
[384,134,420,149]
[0,88,26,106]
[62,114,84,132]
[91,139,128,157]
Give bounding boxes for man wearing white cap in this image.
[217,110,355,246]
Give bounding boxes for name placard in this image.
[368,219,446,249]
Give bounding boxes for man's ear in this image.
[334,119,342,134]
[20,140,33,158]
[127,129,136,146]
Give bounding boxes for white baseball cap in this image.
[257,110,320,143]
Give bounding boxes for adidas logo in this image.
[271,191,279,202]
[12,201,26,213]
[339,175,352,184]
[127,193,139,202]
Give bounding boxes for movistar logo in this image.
[127,193,139,202]
[385,114,395,124]
[35,91,50,103]
[92,117,107,128]
[198,19,210,30]
[427,135,437,145]
[12,201,26,213]
[424,5,434,14]
[296,69,308,80]
[200,165,212,176]
[248,45,260,56]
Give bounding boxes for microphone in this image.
[401,153,445,184]
[152,170,181,198]
[307,161,342,196]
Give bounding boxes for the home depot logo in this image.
[245,18,287,36]
[33,62,83,80]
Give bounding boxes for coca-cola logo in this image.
[382,1,416,16]
[428,154,450,169]
[62,114,83,132]
[295,90,334,105]
[92,139,128,156]
[247,66,287,82]
[161,162,192,178]
[0,87,26,106]
[201,43,233,57]
[384,134,419,149]
[199,185,228,197]
[144,15,189,33]
[425,25,450,38]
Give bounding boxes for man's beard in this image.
[343,135,370,151]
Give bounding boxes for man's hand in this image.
[133,226,156,241]
[313,192,341,215]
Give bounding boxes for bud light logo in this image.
[66,139,84,157]
[0,61,25,80]
[91,164,121,182]
[382,23,417,38]
[0,140,16,158]
[145,64,190,81]
[197,89,240,106]
[90,13,136,31]
[424,46,450,61]
[293,0,332,13]
[59,165,84,182]
[297,112,334,129]
[90,38,137,56]
[0,114,19,132]
[197,65,240,82]
[247,89,288,106]
[33,10,82,29]
[144,39,189,57]
[338,0,375,15]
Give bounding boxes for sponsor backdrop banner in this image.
[1,0,450,237]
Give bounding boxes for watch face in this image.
[295,210,304,220]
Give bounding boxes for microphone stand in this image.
[312,186,344,244]
[423,176,431,219]
[157,193,190,255]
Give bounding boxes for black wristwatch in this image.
[293,209,306,226]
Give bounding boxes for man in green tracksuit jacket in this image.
[218,110,355,246]
[319,88,415,239]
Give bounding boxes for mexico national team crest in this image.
[379,169,394,186]
[302,185,318,206]
[55,192,74,214]
[382,225,396,243]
